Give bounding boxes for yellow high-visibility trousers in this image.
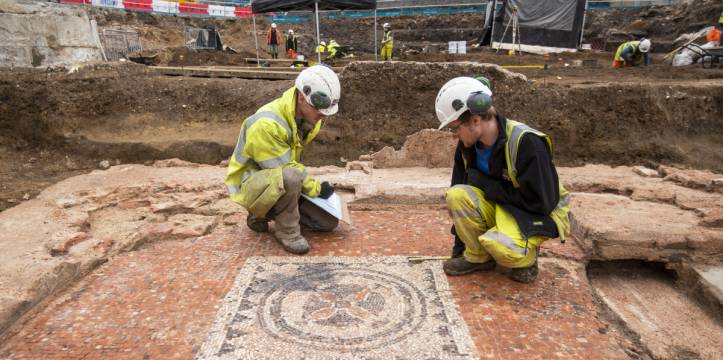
[381,45,393,61]
[445,184,544,268]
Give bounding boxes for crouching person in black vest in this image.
[435,77,571,283]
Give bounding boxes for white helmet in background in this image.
[295,65,341,116]
[639,39,651,53]
[320,41,326,46]
[435,77,493,130]
[289,29,294,34]
[383,22,391,28]
[271,23,277,28]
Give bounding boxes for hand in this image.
[319,181,334,199]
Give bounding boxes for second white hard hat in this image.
[271,23,277,28]
[639,38,651,53]
[383,22,390,28]
[435,77,493,130]
[295,65,341,116]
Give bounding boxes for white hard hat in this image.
[435,77,493,130]
[289,29,294,34]
[639,39,651,53]
[320,41,326,46]
[383,22,390,28]
[271,23,277,28]
[295,65,341,116]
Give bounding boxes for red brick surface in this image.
[0,206,627,359]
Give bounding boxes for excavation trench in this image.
[2,62,722,168]
[587,260,723,360]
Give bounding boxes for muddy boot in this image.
[246,214,269,233]
[271,168,308,254]
[509,261,539,283]
[276,234,310,254]
[443,257,496,276]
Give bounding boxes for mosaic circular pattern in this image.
[258,267,429,351]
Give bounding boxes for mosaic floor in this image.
[197,256,478,359]
[1,208,628,359]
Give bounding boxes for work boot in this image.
[246,214,269,233]
[276,234,310,255]
[443,257,496,276]
[509,261,539,283]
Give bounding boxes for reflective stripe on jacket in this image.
[452,116,570,241]
[503,119,570,240]
[382,30,394,48]
[225,87,323,214]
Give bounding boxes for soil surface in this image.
[585,0,723,43]
[1,60,721,211]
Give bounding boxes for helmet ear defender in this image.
[310,92,332,110]
[467,91,493,115]
[451,92,493,115]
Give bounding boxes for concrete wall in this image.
[0,1,102,67]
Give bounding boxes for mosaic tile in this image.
[197,256,478,359]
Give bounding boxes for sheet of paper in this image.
[301,192,352,225]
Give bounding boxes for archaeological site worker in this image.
[286,29,298,59]
[705,13,722,46]
[266,23,282,59]
[225,65,341,254]
[435,77,570,283]
[381,23,394,61]
[316,41,327,55]
[612,38,651,68]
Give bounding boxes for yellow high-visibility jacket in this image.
[225,87,323,216]
[382,30,394,49]
[614,41,640,62]
[327,40,339,58]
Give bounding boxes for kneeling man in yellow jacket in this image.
[225,65,341,254]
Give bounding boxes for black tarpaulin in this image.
[252,0,376,13]
[491,0,586,52]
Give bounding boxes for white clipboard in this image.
[301,192,352,225]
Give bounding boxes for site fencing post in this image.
[374,9,378,61]
[251,1,261,67]
[579,0,588,48]
[315,1,322,64]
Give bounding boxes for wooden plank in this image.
[244,58,298,63]
[149,66,297,80]
[186,66,343,72]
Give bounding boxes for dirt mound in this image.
[585,0,723,44]
[89,7,261,55]
[163,47,255,66]
[302,61,723,171]
[1,61,721,211]
[369,129,457,168]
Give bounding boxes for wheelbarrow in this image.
[682,43,723,69]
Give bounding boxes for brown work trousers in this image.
[253,168,338,241]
